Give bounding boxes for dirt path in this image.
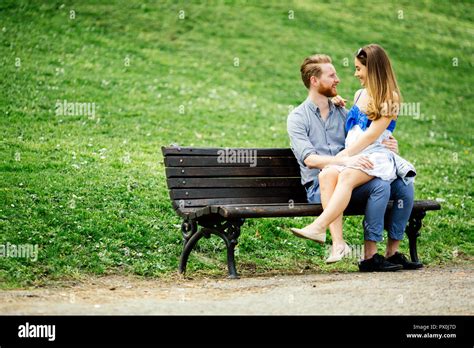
[1,264,472,315]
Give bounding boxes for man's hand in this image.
[382,135,399,154]
[331,95,347,108]
[343,154,374,170]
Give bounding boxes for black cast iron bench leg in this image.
[178,218,245,279]
[405,210,426,264]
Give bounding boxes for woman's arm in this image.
[338,116,394,157]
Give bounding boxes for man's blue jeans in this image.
[305,178,414,241]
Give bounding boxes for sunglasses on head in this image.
[356,48,367,58]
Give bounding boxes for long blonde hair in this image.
[356,44,402,120]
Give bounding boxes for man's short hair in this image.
[300,54,332,89]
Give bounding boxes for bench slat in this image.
[170,187,307,200]
[218,203,323,218]
[173,199,441,219]
[410,200,442,211]
[216,200,441,219]
[165,166,301,177]
[162,147,294,156]
[167,177,302,189]
[173,196,308,208]
[164,156,298,167]
[179,206,210,219]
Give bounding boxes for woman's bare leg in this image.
[304,169,374,235]
[290,168,343,242]
[319,168,345,252]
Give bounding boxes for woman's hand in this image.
[343,155,374,170]
[331,95,347,108]
[381,135,399,154]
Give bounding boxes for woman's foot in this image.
[290,222,326,244]
[326,243,351,263]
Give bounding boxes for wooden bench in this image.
[162,146,441,278]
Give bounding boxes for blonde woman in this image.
[291,44,417,269]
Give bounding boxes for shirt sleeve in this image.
[337,106,349,137]
[340,106,348,122]
[287,112,317,166]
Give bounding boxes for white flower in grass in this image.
[122,153,132,164]
[452,248,458,258]
[99,148,107,159]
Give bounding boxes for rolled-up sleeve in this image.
[287,112,317,166]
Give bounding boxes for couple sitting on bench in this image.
[287,44,421,272]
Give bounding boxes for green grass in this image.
[1,0,473,288]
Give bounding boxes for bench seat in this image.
[177,200,441,220]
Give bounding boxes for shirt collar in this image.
[305,96,335,116]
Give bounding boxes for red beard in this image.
[318,84,337,97]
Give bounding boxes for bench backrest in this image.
[162,146,307,213]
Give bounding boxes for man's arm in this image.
[304,153,345,169]
[304,153,341,169]
[287,113,373,170]
[304,153,374,170]
[287,113,320,166]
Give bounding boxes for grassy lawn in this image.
[1,0,472,287]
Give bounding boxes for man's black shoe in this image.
[386,252,423,270]
[358,253,403,272]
